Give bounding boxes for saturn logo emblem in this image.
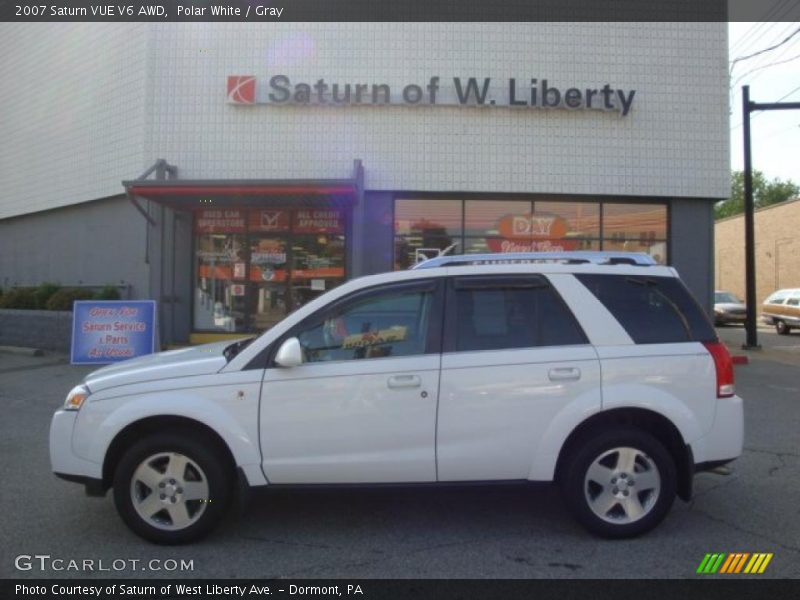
[227,76,256,104]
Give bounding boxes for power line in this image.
[730,25,800,72]
[733,50,800,87]
[738,26,800,87]
[730,2,794,55]
[759,122,800,141]
[776,83,800,102]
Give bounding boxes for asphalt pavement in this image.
[0,338,798,579]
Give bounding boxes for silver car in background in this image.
[714,291,747,326]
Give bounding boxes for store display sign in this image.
[488,213,578,253]
[294,209,343,233]
[71,301,157,365]
[250,210,290,232]
[195,209,246,233]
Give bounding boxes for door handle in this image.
[387,374,422,389]
[548,367,581,382]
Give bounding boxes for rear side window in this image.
[765,292,788,305]
[576,274,716,344]
[447,276,587,352]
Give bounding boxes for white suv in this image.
[50,252,743,544]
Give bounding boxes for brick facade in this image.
[714,198,800,308]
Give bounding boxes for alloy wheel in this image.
[130,452,210,531]
[583,446,661,524]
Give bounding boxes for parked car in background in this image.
[713,291,747,326]
[762,288,800,335]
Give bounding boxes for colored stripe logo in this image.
[696,553,773,574]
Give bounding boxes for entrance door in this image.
[248,235,290,331]
[259,280,443,484]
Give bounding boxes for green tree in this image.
[715,170,799,219]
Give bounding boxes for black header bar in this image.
[2,0,796,22]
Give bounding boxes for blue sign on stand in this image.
[71,300,157,365]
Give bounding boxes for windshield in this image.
[715,292,742,304]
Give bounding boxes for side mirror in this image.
[274,337,303,368]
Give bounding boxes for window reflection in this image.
[394,199,462,236]
[194,209,347,333]
[394,198,667,268]
[603,203,667,240]
[194,234,248,332]
[535,201,600,238]
[603,239,667,265]
[465,200,530,236]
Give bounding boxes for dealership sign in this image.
[71,301,157,364]
[227,75,636,116]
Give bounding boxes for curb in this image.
[0,345,45,357]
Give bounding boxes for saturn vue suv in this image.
[50,251,743,544]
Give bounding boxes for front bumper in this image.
[50,409,102,483]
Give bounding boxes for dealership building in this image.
[0,22,729,346]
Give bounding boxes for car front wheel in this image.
[776,320,790,335]
[561,427,677,538]
[113,433,233,544]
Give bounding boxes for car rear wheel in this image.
[560,427,676,538]
[113,433,232,544]
[776,320,790,335]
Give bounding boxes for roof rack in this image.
[411,251,658,269]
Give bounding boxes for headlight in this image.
[64,384,90,411]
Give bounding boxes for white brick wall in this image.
[0,23,150,219]
[0,22,729,220]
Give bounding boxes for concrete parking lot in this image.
[1,335,798,579]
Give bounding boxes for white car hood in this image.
[84,341,232,393]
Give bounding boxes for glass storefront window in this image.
[534,201,600,238]
[394,235,454,270]
[194,208,347,333]
[602,203,667,241]
[464,238,600,254]
[194,233,248,332]
[464,200,531,236]
[291,233,346,309]
[603,239,668,265]
[249,236,289,331]
[394,199,462,236]
[393,198,667,269]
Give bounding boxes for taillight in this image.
[703,341,735,398]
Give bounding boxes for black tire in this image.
[776,320,790,335]
[112,432,233,544]
[560,427,677,539]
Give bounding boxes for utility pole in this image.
[740,85,800,350]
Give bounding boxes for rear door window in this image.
[445,276,587,352]
[576,274,716,344]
